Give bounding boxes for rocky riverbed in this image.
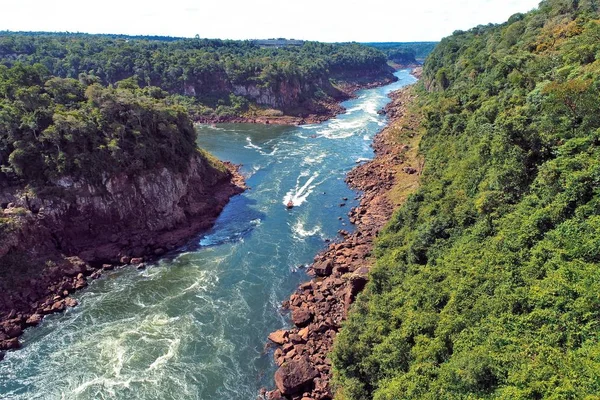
[264,85,421,400]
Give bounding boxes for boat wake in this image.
[283,171,320,207]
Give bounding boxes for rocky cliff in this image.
[0,153,244,354]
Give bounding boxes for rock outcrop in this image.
[0,153,245,358]
[195,73,398,126]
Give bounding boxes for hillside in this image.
[365,42,438,65]
[0,33,395,122]
[0,63,244,354]
[333,0,600,399]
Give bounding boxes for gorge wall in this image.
[0,153,244,354]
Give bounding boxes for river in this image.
[0,70,416,399]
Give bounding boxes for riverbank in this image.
[194,75,398,126]
[264,83,423,399]
[0,163,246,360]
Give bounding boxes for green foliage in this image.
[333,2,600,399]
[366,42,438,62]
[0,33,391,112]
[0,64,198,185]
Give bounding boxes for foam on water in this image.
[0,70,418,400]
[282,171,320,207]
[292,219,322,240]
[303,152,327,165]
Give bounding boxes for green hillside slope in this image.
[333,1,600,399]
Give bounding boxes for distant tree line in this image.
[365,42,438,64]
[0,33,390,112]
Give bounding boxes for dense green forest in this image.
[366,42,438,64]
[0,33,391,115]
[0,34,396,187]
[333,0,600,398]
[0,63,200,187]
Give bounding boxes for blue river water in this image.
[0,70,415,399]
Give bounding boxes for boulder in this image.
[274,357,318,395]
[0,338,19,350]
[349,267,369,296]
[312,260,333,277]
[268,330,289,345]
[51,300,65,312]
[74,276,87,290]
[292,308,313,327]
[344,267,370,312]
[64,298,78,308]
[266,390,283,400]
[1,322,22,338]
[25,314,43,326]
[298,327,309,339]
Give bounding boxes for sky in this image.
[1,0,542,42]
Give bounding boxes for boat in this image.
[286,200,294,209]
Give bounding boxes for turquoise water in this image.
[0,71,416,399]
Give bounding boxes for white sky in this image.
[1,0,541,42]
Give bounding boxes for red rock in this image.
[289,334,305,344]
[1,322,22,338]
[64,298,78,308]
[25,314,43,326]
[312,260,333,277]
[298,327,309,339]
[268,330,289,345]
[285,348,297,359]
[74,277,87,290]
[266,390,283,400]
[0,338,19,350]
[283,342,294,352]
[51,300,65,312]
[292,308,313,327]
[274,357,318,395]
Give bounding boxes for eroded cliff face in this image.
[0,153,244,343]
[232,79,324,109]
[1,154,242,264]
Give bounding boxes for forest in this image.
[0,63,199,187]
[0,33,392,116]
[333,0,600,398]
[0,34,397,188]
[365,42,437,64]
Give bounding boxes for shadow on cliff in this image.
[180,194,265,252]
